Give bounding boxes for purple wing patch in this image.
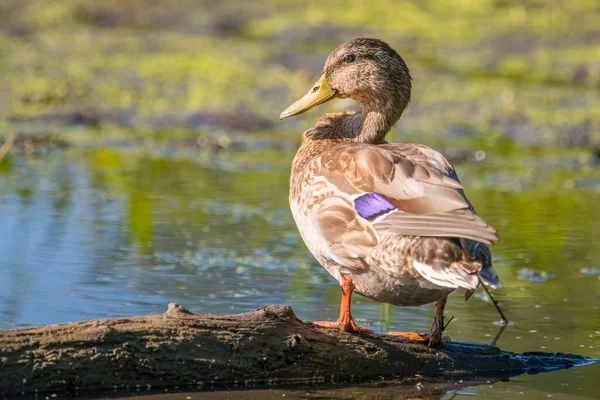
[354,192,396,221]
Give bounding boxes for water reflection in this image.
[0,147,598,398]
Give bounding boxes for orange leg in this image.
[313,275,372,333]
[422,297,447,346]
[387,297,448,347]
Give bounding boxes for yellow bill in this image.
[280,75,338,120]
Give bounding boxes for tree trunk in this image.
[0,304,594,396]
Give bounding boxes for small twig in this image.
[0,133,15,164]
[442,315,455,332]
[478,273,509,324]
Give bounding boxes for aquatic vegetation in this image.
[518,268,556,283]
[0,0,599,147]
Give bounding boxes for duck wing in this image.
[317,142,498,245]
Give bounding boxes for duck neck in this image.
[345,100,407,144]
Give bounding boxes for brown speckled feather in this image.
[293,139,497,243]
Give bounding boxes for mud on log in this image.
[0,304,595,395]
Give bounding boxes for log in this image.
[0,304,596,396]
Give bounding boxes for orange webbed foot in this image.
[386,330,449,347]
[388,297,451,347]
[313,275,373,335]
[313,320,373,334]
[386,331,427,342]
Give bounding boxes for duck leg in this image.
[313,275,373,333]
[387,297,448,347]
[421,296,448,346]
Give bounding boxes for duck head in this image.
[280,38,412,142]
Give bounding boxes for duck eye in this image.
[343,54,356,63]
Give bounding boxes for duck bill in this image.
[280,75,338,120]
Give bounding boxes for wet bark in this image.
[0,304,594,396]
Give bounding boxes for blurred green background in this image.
[1,0,599,147]
[0,1,599,399]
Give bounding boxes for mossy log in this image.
[0,304,594,396]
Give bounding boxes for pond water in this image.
[0,145,598,399]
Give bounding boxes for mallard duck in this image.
[280,38,501,346]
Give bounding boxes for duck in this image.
[280,38,501,346]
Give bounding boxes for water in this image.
[0,146,598,399]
